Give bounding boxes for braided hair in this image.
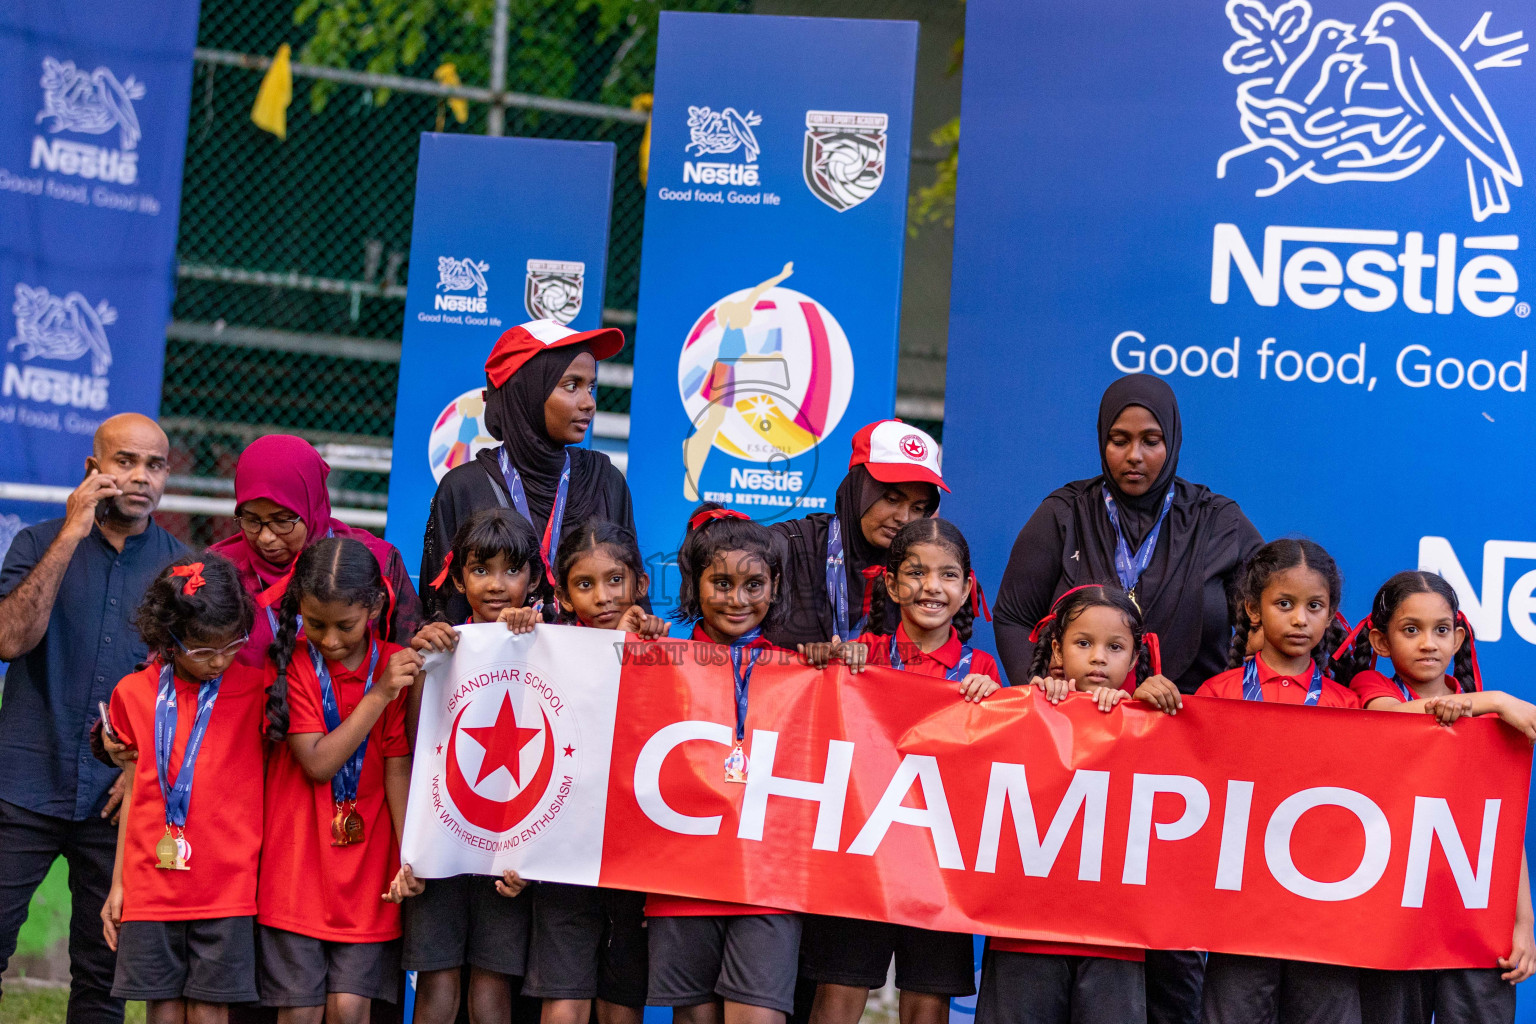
[553,518,646,624]
[264,537,387,741]
[133,553,254,661]
[671,503,786,632]
[1026,584,1153,687]
[1332,571,1477,691]
[867,518,979,643]
[1227,538,1346,673]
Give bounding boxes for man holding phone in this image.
[0,412,183,1022]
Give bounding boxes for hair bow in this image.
[170,562,207,596]
[1026,583,1101,643]
[860,565,885,621]
[969,571,992,622]
[1330,614,1373,664]
[430,552,454,589]
[1144,631,1162,677]
[688,507,750,532]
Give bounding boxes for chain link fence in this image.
[163,0,956,548]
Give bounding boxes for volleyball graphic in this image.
[677,274,855,473]
[428,388,496,482]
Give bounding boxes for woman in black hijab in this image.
[420,323,637,621]
[992,374,1261,1024]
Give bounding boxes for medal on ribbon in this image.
[312,639,381,846]
[153,663,222,870]
[725,632,763,784]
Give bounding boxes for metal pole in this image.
[486,0,510,136]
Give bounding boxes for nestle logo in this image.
[435,293,487,313]
[30,137,137,185]
[683,162,760,187]
[2,363,109,410]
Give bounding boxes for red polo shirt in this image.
[109,661,267,922]
[1198,655,1360,708]
[258,638,410,941]
[1351,668,1467,708]
[854,623,1001,683]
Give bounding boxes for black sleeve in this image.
[385,548,423,642]
[992,500,1068,687]
[419,491,453,622]
[600,466,652,614]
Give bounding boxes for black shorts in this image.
[111,916,259,1004]
[1202,953,1359,1024]
[257,925,400,1006]
[524,882,648,1006]
[1358,967,1513,1024]
[401,874,530,975]
[648,914,801,1013]
[976,948,1145,1024]
[801,915,975,996]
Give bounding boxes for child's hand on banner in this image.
[958,673,999,703]
[383,863,427,903]
[1085,686,1127,713]
[496,869,528,898]
[617,605,669,640]
[1031,674,1072,704]
[1133,675,1183,715]
[411,621,460,654]
[499,604,542,634]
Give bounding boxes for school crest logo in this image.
[900,433,929,460]
[435,256,489,313]
[31,57,144,185]
[1215,1,1525,221]
[429,656,577,846]
[524,260,585,325]
[803,111,889,212]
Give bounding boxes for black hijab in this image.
[1097,374,1182,548]
[474,342,604,529]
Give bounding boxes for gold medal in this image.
[154,830,178,870]
[723,741,748,784]
[343,806,365,844]
[330,804,350,846]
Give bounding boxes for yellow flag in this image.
[434,63,469,124]
[631,94,653,187]
[251,44,293,139]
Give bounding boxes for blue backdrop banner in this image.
[384,133,615,580]
[0,0,199,544]
[625,11,918,600]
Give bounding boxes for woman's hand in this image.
[1031,675,1072,704]
[1501,919,1536,983]
[1424,695,1473,727]
[378,648,421,703]
[616,606,669,640]
[100,883,123,952]
[496,869,528,898]
[1133,675,1183,715]
[1084,686,1127,712]
[411,621,459,654]
[382,863,427,904]
[499,604,542,634]
[959,673,1000,702]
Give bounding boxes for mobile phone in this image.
[98,701,117,741]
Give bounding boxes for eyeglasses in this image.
[172,633,250,661]
[235,513,302,536]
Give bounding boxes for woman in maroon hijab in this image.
[208,434,421,665]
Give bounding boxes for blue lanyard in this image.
[729,629,763,742]
[309,639,381,805]
[1393,676,1414,701]
[154,664,222,830]
[889,633,973,682]
[1241,657,1322,705]
[498,446,570,576]
[825,519,869,640]
[1101,485,1175,594]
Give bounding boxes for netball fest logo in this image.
[1215,1,1525,221]
[427,657,578,852]
[525,260,585,325]
[427,388,494,482]
[678,262,855,502]
[803,111,889,212]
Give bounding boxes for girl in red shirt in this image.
[386,508,542,1024]
[646,504,801,1024]
[258,537,420,1023]
[1333,570,1536,1023]
[521,519,666,1024]
[797,517,996,1024]
[1197,539,1360,1024]
[101,553,264,1020]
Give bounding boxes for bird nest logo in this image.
[1215,1,1525,221]
[428,659,577,850]
[436,256,490,313]
[803,111,889,212]
[427,388,495,482]
[524,260,585,325]
[3,284,114,413]
[31,57,144,186]
[684,106,763,186]
[677,262,854,503]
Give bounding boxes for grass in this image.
[14,858,69,959]
[2,987,146,1023]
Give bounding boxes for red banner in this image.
[598,643,1531,969]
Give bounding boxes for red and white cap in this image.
[849,419,947,491]
[485,319,625,388]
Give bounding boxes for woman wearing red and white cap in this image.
[419,319,635,622]
[765,419,946,650]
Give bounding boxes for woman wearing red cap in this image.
[766,419,946,650]
[208,434,421,664]
[991,374,1261,1024]
[420,319,636,622]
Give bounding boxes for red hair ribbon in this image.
[1455,611,1483,691]
[859,565,884,622]
[969,571,992,622]
[430,552,453,589]
[1145,631,1162,677]
[1331,614,1373,664]
[170,562,207,596]
[688,508,750,532]
[1027,583,1102,643]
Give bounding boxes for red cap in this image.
[485,319,625,388]
[849,419,947,491]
